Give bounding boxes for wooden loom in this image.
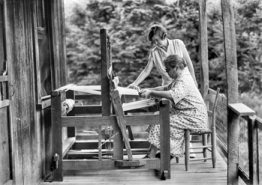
[49,29,171,181]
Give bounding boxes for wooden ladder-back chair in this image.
[184,88,220,171]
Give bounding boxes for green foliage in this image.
[66,0,200,87]
[66,0,262,96]
[207,0,262,94]
[236,0,262,94]
[239,92,262,117]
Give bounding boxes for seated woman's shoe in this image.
[155,152,174,160]
[142,154,151,159]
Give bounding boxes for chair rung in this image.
[190,157,212,161]
[191,140,202,143]
[191,131,212,135]
[190,151,204,154]
[190,145,212,149]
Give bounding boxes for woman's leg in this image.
[149,144,158,158]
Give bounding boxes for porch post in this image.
[221,0,239,184]
[198,0,209,98]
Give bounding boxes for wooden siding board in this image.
[5,0,68,184]
[0,1,5,72]
[9,0,26,184]
[32,0,41,104]
[0,107,11,184]
[24,0,41,183]
[22,0,35,184]
[59,0,67,86]
[5,0,20,183]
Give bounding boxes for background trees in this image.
[65,0,262,116]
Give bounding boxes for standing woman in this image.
[127,24,197,158]
[127,24,197,89]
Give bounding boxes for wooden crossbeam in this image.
[61,115,159,127]
[0,75,8,82]
[67,148,150,156]
[111,89,133,161]
[72,140,150,150]
[73,105,101,114]
[63,159,115,170]
[115,160,146,167]
[0,100,9,109]
[63,158,160,171]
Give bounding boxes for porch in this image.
[40,145,227,185]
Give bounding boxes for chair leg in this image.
[211,132,216,168]
[202,134,207,162]
[185,130,190,171]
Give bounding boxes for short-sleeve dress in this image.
[148,39,187,86]
[147,69,208,157]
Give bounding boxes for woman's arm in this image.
[140,89,172,100]
[127,59,154,88]
[181,45,198,86]
[141,84,168,91]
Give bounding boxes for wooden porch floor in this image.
[39,150,227,185]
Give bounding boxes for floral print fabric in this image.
[147,69,208,157]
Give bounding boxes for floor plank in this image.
[39,149,227,185]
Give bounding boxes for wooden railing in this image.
[224,103,261,185]
[237,116,262,185]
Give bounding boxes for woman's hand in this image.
[127,83,140,91]
[140,89,152,99]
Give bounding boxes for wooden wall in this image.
[0,1,11,184]
[4,0,67,184]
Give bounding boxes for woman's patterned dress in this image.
[147,69,208,157]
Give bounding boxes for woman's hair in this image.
[147,24,167,42]
[164,55,187,70]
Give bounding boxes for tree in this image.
[65,0,262,97]
[66,0,200,88]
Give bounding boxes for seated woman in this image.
[140,54,208,158]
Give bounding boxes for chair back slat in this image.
[205,89,217,105]
[205,88,220,130]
